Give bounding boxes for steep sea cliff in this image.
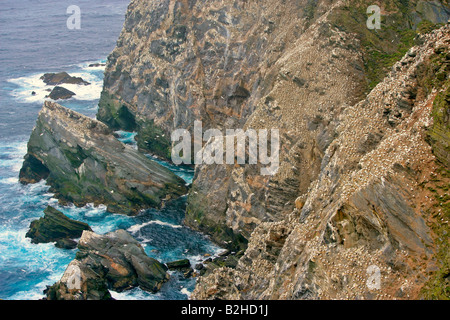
[95,0,450,299]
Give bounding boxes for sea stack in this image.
[19,101,188,215]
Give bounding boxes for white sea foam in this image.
[7,61,105,103]
[110,287,156,300]
[0,230,71,296]
[7,271,64,300]
[180,288,192,297]
[128,220,183,233]
[0,141,28,171]
[0,177,18,185]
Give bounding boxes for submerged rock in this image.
[26,206,91,248]
[19,101,187,215]
[45,229,169,300]
[46,86,75,100]
[40,72,90,86]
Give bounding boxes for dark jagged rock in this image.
[19,101,187,215]
[166,259,193,278]
[46,86,75,100]
[195,263,204,271]
[40,72,90,86]
[45,229,169,300]
[165,259,191,270]
[26,206,91,247]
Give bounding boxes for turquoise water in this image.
[0,1,220,300]
[115,131,195,184]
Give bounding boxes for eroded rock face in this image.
[97,0,450,247]
[20,101,187,215]
[45,229,169,300]
[26,206,92,249]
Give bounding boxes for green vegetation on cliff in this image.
[419,45,450,300]
[97,91,137,131]
[329,0,448,90]
[136,119,172,159]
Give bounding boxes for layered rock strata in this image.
[26,206,92,249]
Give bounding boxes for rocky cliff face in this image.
[98,0,449,299]
[20,101,187,215]
[192,26,450,300]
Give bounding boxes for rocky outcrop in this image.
[20,101,187,215]
[45,229,169,300]
[166,259,191,269]
[46,86,76,100]
[40,72,90,86]
[88,63,106,68]
[26,206,92,249]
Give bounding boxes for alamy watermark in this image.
[67,5,81,30]
[366,265,381,290]
[65,264,82,290]
[171,121,280,176]
[367,5,381,30]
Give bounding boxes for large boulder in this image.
[19,101,188,215]
[165,259,191,269]
[45,229,169,300]
[26,206,92,249]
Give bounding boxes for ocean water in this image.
[0,0,220,300]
